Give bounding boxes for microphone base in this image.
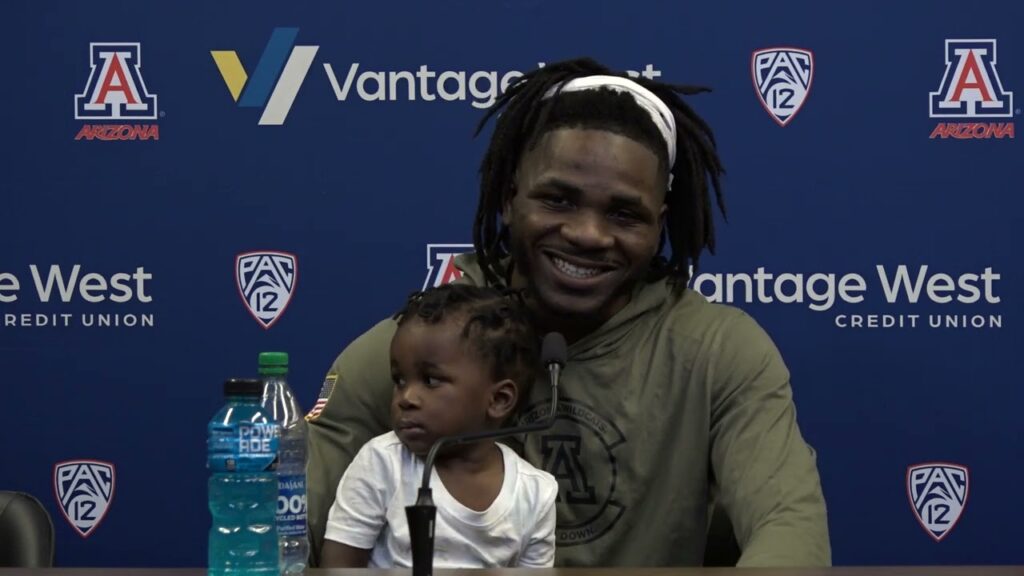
[406,489,436,576]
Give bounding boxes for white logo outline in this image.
[907,462,970,542]
[235,251,298,329]
[752,47,814,127]
[53,459,116,538]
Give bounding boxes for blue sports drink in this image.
[208,378,281,576]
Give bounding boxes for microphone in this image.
[406,332,567,576]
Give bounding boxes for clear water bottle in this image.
[208,378,281,576]
[259,352,309,573]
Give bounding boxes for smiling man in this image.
[306,57,830,567]
[501,127,666,342]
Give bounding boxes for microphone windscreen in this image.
[541,332,568,367]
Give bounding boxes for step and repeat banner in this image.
[2,0,1020,567]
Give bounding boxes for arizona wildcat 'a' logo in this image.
[519,399,626,546]
[930,39,1013,118]
[423,244,472,289]
[907,462,969,541]
[53,460,116,538]
[75,43,157,120]
[236,251,298,329]
[752,47,814,127]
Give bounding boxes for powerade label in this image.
[208,422,279,472]
[277,475,307,536]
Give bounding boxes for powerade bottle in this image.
[258,352,309,573]
[208,378,281,576]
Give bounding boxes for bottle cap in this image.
[224,378,263,397]
[258,352,289,376]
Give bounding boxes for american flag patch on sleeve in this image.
[305,373,338,421]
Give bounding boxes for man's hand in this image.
[321,540,372,568]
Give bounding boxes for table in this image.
[2,565,1024,569]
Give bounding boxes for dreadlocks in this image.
[393,284,540,415]
[473,57,726,289]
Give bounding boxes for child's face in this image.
[389,317,499,456]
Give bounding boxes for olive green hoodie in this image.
[306,253,830,566]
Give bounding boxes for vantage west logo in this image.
[687,264,1004,330]
[213,27,663,125]
[212,28,319,126]
[1,265,154,328]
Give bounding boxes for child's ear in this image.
[487,379,518,422]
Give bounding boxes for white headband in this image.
[544,75,677,189]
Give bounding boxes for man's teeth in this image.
[552,256,603,279]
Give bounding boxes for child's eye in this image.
[426,376,444,387]
[392,375,406,388]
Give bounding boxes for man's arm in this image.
[306,319,397,566]
[707,311,831,567]
[321,541,371,568]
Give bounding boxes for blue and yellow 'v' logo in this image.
[211,28,319,126]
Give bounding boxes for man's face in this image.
[505,128,666,325]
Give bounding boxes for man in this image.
[306,57,830,567]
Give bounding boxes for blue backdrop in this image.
[2,0,1020,566]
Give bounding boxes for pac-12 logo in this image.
[752,47,813,127]
[53,460,115,538]
[212,28,319,126]
[236,251,297,329]
[74,43,160,141]
[907,462,969,542]
[929,39,1015,139]
[423,244,473,289]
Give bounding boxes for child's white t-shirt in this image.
[325,431,558,568]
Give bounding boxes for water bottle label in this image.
[276,474,307,536]
[208,422,279,472]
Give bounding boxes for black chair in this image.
[703,497,741,567]
[0,491,55,567]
